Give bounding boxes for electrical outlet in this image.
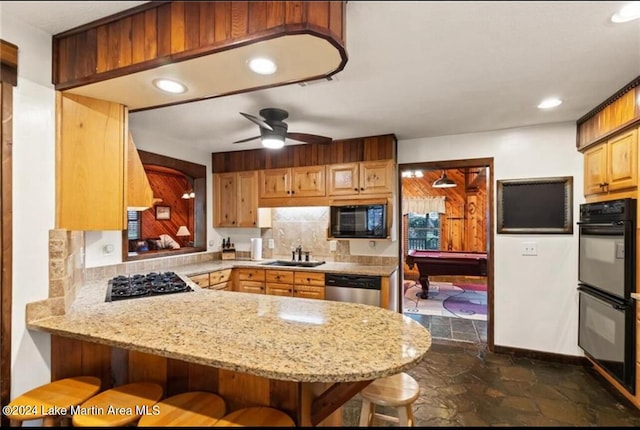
[329,240,337,252]
[103,244,114,255]
[268,239,275,249]
[521,241,537,256]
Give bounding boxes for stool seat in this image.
[137,391,226,427]
[213,406,295,427]
[5,376,101,426]
[359,372,420,426]
[71,382,163,427]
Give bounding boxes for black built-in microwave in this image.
[330,204,387,239]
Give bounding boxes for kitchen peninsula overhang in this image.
[52,1,348,112]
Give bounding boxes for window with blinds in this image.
[127,211,141,240]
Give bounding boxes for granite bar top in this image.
[28,287,431,383]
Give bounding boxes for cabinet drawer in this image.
[210,281,231,291]
[293,285,325,300]
[266,270,294,284]
[294,271,325,286]
[189,273,210,288]
[210,269,232,284]
[238,280,265,294]
[266,283,293,296]
[237,268,265,281]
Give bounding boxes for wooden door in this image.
[360,160,393,194]
[608,128,637,192]
[292,165,325,197]
[260,168,291,198]
[327,163,359,195]
[583,142,608,196]
[213,172,237,227]
[237,171,258,227]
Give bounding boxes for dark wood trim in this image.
[397,157,495,351]
[52,1,348,95]
[577,117,640,152]
[577,75,640,125]
[138,150,206,180]
[310,380,372,426]
[494,345,589,366]
[0,40,18,87]
[0,75,14,428]
[211,134,397,173]
[123,151,207,263]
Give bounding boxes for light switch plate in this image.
[329,240,337,252]
[268,239,275,249]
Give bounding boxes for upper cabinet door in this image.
[56,92,126,231]
[327,163,359,195]
[607,128,637,192]
[292,165,325,197]
[236,171,258,227]
[260,168,290,198]
[583,143,608,196]
[359,160,394,194]
[213,172,237,227]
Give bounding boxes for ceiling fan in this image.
[233,108,332,149]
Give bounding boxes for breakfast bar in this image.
[27,282,431,426]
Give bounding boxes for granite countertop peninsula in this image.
[27,259,429,383]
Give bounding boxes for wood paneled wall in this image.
[141,166,193,243]
[402,168,487,252]
[577,75,640,150]
[52,1,347,91]
[211,134,397,173]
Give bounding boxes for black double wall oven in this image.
[577,198,636,394]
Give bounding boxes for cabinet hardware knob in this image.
[291,190,295,194]
[360,187,364,191]
[354,188,358,191]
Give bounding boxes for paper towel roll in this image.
[250,238,262,261]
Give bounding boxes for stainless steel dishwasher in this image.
[324,273,381,306]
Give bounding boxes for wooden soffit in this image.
[53,1,347,111]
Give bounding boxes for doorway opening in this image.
[398,158,494,349]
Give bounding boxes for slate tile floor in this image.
[405,314,487,344]
[341,321,640,426]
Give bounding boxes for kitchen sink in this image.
[261,260,326,267]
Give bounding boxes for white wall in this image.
[1,11,55,407]
[398,122,584,355]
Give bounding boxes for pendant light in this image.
[432,170,457,188]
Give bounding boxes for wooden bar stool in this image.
[137,391,226,427]
[71,382,163,427]
[5,376,101,427]
[213,406,295,427]
[359,372,420,427]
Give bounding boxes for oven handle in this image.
[578,284,629,309]
[576,221,627,226]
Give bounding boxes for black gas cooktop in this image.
[106,271,192,302]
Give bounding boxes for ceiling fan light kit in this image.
[233,107,332,149]
[433,171,457,188]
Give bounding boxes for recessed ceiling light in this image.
[152,79,187,94]
[612,2,640,23]
[248,57,277,75]
[537,98,563,109]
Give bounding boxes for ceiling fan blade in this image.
[286,132,332,145]
[240,112,273,131]
[233,135,261,144]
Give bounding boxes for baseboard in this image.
[493,345,588,366]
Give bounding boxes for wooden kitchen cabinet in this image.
[214,171,266,227]
[210,269,232,291]
[259,165,326,199]
[189,273,210,288]
[265,269,295,297]
[236,268,265,294]
[293,271,325,300]
[56,92,154,230]
[583,128,638,196]
[327,160,394,196]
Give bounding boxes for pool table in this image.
[405,249,488,299]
